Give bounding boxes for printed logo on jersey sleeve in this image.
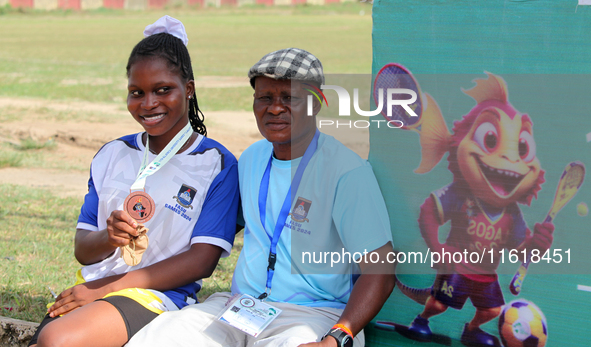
[290,197,311,223]
[173,184,197,209]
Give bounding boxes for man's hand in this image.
[106,210,139,248]
[47,281,111,317]
[299,336,337,347]
[318,242,394,345]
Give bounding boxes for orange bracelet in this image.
[332,324,353,337]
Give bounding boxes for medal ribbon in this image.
[257,129,319,300]
[131,122,193,191]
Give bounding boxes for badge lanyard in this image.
[124,122,194,223]
[131,122,193,191]
[257,129,319,300]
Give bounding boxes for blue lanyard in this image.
[257,130,320,300]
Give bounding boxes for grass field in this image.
[0,3,372,110]
[0,183,243,321]
[0,4,372,323]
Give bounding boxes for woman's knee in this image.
[36,322,71,347]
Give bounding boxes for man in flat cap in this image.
[129,48,395,347]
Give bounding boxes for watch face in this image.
[342,335,353,347]
[325,329,353,347]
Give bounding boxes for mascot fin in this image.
[396,277,431,305]
[462,72,509,104]
[414,93,451,174]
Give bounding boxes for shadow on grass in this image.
[0,287,48,323]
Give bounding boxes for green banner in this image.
[368,1,591,346]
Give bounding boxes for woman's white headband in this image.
[143,15,189,46]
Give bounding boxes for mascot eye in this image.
[473,122,498,153]
[519,131,536,162]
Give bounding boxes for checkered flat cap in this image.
[248,48,324,88]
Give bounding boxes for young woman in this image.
[29,16,239,347]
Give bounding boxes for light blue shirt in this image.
[232,132,393,309]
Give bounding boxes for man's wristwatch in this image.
[322,326,353,347]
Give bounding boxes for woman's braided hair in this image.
[126,32,206,136]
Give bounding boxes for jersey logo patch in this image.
[290,197,311,223]
[465,198,477,218]
[173,184,197,209]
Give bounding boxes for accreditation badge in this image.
[124,191,155,223]
[218,294,282,337]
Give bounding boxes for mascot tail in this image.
[414,93,452,174]
[396,277,431,305]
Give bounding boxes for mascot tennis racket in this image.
[373,63,424,131]
[510,161,585,295]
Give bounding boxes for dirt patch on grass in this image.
[0,97,368,199]
[0,97,262,198]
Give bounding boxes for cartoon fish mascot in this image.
[398,73,554,347]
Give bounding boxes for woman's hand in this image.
[75,210,139,266]
[47,280,112,317]
[106,210,139,248]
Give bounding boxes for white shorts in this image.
[126,292,365,347]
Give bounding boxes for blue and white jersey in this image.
[232,132,392,309]
[77,132,239,310]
